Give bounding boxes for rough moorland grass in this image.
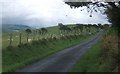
[101,28,118,72]
[71,40,110,72]
[2,32,98,72]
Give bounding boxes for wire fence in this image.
[3,26,99,49]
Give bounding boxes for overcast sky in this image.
[1,0,110,28]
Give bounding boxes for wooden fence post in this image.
[19,33,22,44]
[33,32,35,40]
[27,33,29,42]
[9,33,12,46]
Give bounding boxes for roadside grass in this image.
[71,28,118,72]
[2,32,98,72]
[101,28,118,72]
[71,40,110,72]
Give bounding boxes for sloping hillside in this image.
[2,24,32,33]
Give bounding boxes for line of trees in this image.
[58,23,108,34]
[8,28,48,46]
[8,24,109,46]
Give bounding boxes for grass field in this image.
[2,24,99,72]
[71,40,110,72]
[2,24,97,49]
[2,33,98,72]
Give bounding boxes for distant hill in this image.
[2,24,33,33]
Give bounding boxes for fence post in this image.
[9,33,12,46]
[19,33,22,44]
[27,33,29,42]
[33,32,35,40]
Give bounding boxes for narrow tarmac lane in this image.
[16,32,103,72]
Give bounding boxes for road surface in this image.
[16,32,103,72]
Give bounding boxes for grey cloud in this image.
[2,17,26,25]
[1,0,110,28]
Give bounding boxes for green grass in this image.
[2,25,97,49]
[2,24,32,33]
[71,40,110,72]
[2,24,98,72]
[2,32,98,72]
[101,28,118,72]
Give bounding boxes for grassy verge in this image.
[71,40,110,72]
[71,28,118,72]
[2,32,98,72]
[101,28,118,72]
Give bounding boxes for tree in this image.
[87,24,92,32]
[76,24,83,32]
[25,29,32,34]
[33,30,38,40]
[59,25,72,35]
[104,2,120,28]
[64,0,119,71]
[98,23,102,29]
[41,28,48,34]
[93,24,98,27]
[25,29,32,42]
[93,24,99,31]
[58,23,64,27]
[64,0,120,28]
[103,24,109,30]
